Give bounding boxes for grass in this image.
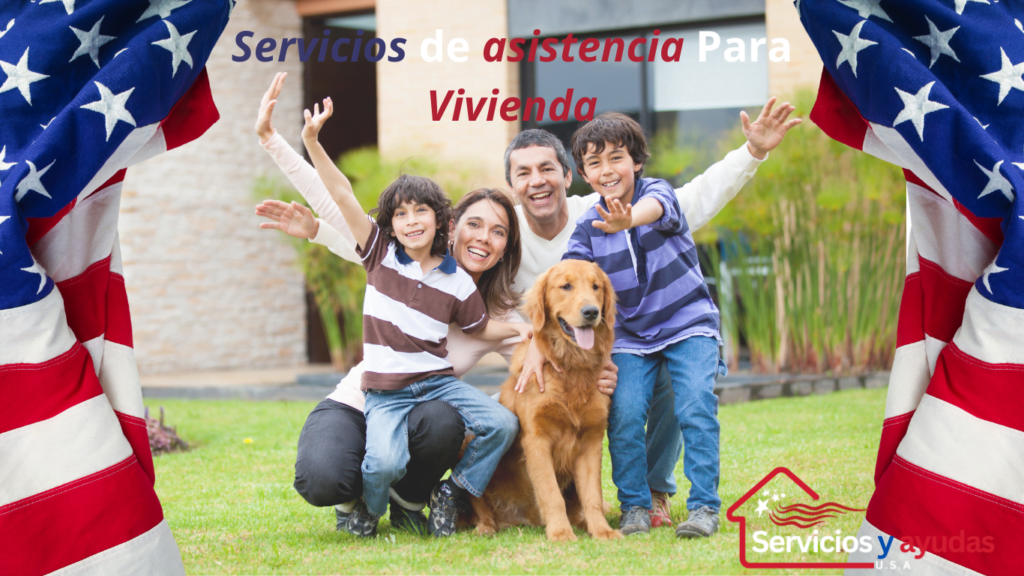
[153,388,886,575]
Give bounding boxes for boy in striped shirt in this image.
[302,98,532,537]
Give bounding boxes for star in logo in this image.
[39,0,75,15]
[0,19,13,40]
[755,499,770,517]
[137,0,192,23]
[981,48,1024,105]
[981,259,1008,294]
[81,82,137,141]
[0,48,50,106]
[974,159,1014,202]
[15,159,56,202]
[893,81,948,141]
[152,20,195,77]
[21,258,48,294]
[836,0,892,23]
[772,493,780,501]
[833,20,877,78]
[954,0,989,15]
[70,16,117,69]
[913,16,960,68]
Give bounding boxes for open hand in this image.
[592,199,632,234]
[302,97,333,143]
[596,358,618,396]
[255,199,319,240]
[515,336,561,394]
[256,72,286,144]
[741,97,802,159]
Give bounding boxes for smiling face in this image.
[451,199,510,280]
[389,200,438,254]
[580,141,641,205]
[508,145,572,225]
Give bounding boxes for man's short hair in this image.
[504,129,572,185]
[570,112,650,180]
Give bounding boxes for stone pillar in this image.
[765,0,824,98]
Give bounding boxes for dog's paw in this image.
[475,523,497,537]
[546,525,578,542]
[592,527,623,540]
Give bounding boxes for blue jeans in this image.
[647,364,683,496]
[609,336,723,512]
[362,375,519,517]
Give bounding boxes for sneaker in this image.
[428,479,466,538]
[619,506,651,536]
[649,491,672,528]
[389,498,429,535]
[675,506,719,538]
[345,500,379,538]
[335,508,350,531]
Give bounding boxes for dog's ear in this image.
[598,266,616,323]
[524,268,549,330]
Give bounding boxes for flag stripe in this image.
[876,411,914,485]
[930,342,1024,433]
[34,183,120,284]
[953,287,1024,366]
[92,339,145,419]
[0,287,77,366]
[56,257,133,348]
[896,272,924,347]
[846,520,986,576]
[0,343,102,436]
[917,258,973,343]
[47,521,183,576]
[907,183,998,284]
[884,341,931,418]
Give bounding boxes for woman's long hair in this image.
[452,188,522,318]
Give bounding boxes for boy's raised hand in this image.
[301,97,333,143]
[593,198,633,234]
[255,199,319,240]
[256,72,286,144]
[741,96,802,160]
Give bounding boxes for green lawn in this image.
[153,388,885,575]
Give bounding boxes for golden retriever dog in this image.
[467,260,622,541]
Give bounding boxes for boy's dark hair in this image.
[503,129,572,185]
[570,112,650,180]
[370,174,451,257]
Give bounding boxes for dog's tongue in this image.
[572,326,595,350]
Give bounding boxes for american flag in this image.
[796,0,1023,573]
[0,1,229,574]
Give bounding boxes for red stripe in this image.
[867,455,1022,575]
[896,272,924,347]
[55,256,133,348]
[161,67,219,150]
[117,412,155,485]
[930,343,1024,433]
[904,169,1005,246]
[918,258,972,343]
[0,343,103,435]
[810,68,868,151]
[0,455,164,576]
[875,411,913,485]
[25,197,76,247]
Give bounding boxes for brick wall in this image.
[120,0,307,374]
[376,0,517,188]
[765,0,823,98]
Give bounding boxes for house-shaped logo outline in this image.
[726,466,874,569]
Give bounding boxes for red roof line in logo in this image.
[726,467,874,569]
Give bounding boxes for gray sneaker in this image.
[619,506,651,536]
[675,506,719,538]
[345,500,380,538]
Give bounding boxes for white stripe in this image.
[0,288,77,365]
[0,395,132,506]
[897,395,1024,506]
[78,123,160,202]
[110,232,123,275]
[47,520,184,576]
[362,344,452,374]
[380,250,478,300]
[82,338,143,419]
[953,287,1024,365]
[82,334,105,373]
[884,341,931,418]
[34,183,120,283]
[363,285,448,342]
[867,122,954,204]
[924,335,946,376]
[906,192,920,275]
[844,520,982,575]
[907,183,997,283]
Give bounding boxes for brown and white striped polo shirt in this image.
[356,221,489,391]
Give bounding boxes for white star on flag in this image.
[755,499,770,517]
[834,20,877,77]
[39,0,75,15]
[980,48,1024,105]
[20,258,48,294]
[981,259,1008,294]
[954,0,989,15]
[893,81,949,141]
[137,0,192,23]
[70,16,117,69]
[974,159,1014,202]
[913,16,960,68]
[14,159,55,202]
[1014,147,1024,170]
[0,19,13,40]
[81,82,137,141]
[836,0,892,22]
[0,48,49,106]
[0,215,8,254]
[152,20,195,77]
[0,146,14,171]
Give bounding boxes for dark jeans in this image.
[293,398,465,507]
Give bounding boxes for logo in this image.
[727,467,874,570]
